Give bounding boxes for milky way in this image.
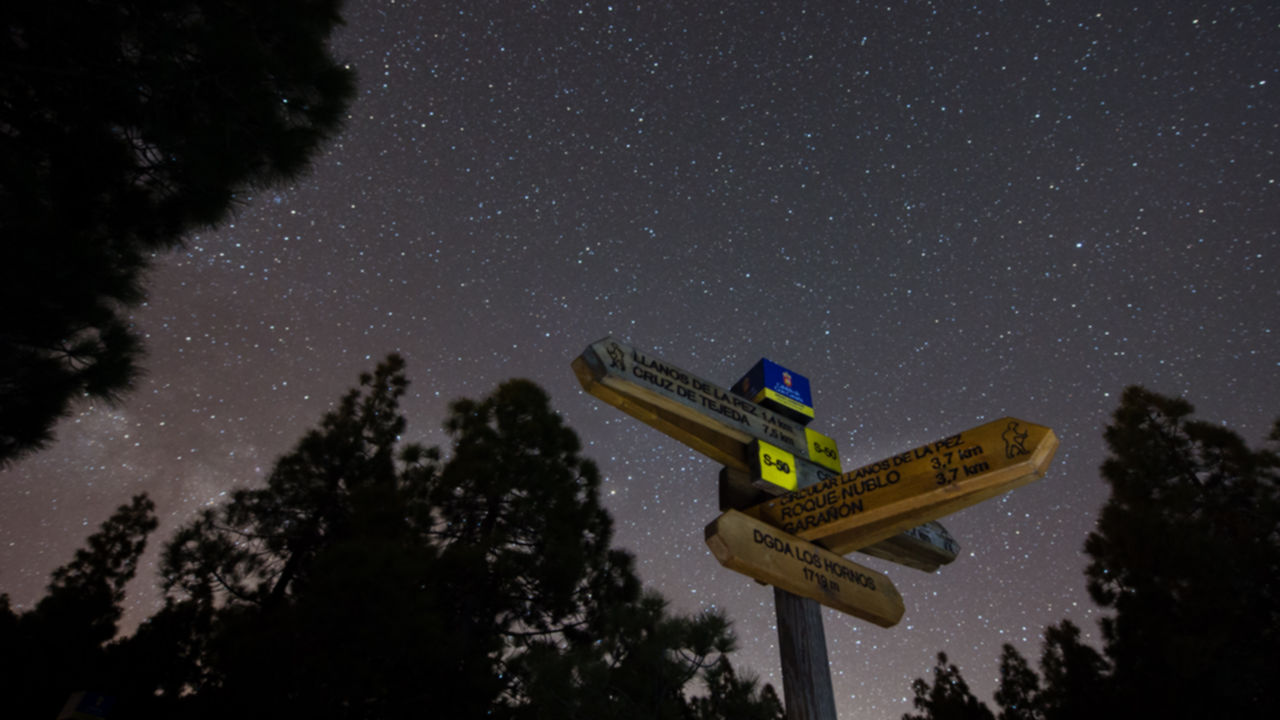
[2,2,1276,717]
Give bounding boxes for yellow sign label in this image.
[804,427,842,473]
[755,440,798,491]
[753,387,816,418]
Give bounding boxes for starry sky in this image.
[2,1,1277,716]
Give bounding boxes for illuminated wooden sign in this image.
[572,337,824,468]
[745,418,1059,555]
[746,439,958,571]
[572,337,961,572]
[571,337,840,493]
[705,510,905,627]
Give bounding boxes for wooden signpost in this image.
[572,338,1058,720]
[705,510,904,627]
[744,418,1059,555]
[572,336,959,570]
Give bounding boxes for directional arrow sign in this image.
[854,521,959,572]
[744,418,1059,556]
[572,338,842,492]
[572,337,822,467]
[705,510,905,627]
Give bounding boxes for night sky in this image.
[2,1,1277,717]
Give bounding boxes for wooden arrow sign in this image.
[854,520,959,572]
[572,337,844,466]
[744,418,1058,555]
[705,510,905,627]
[719,466,960,573]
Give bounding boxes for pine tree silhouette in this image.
[0,0,356,465]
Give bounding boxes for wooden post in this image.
[774,587,838,720]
